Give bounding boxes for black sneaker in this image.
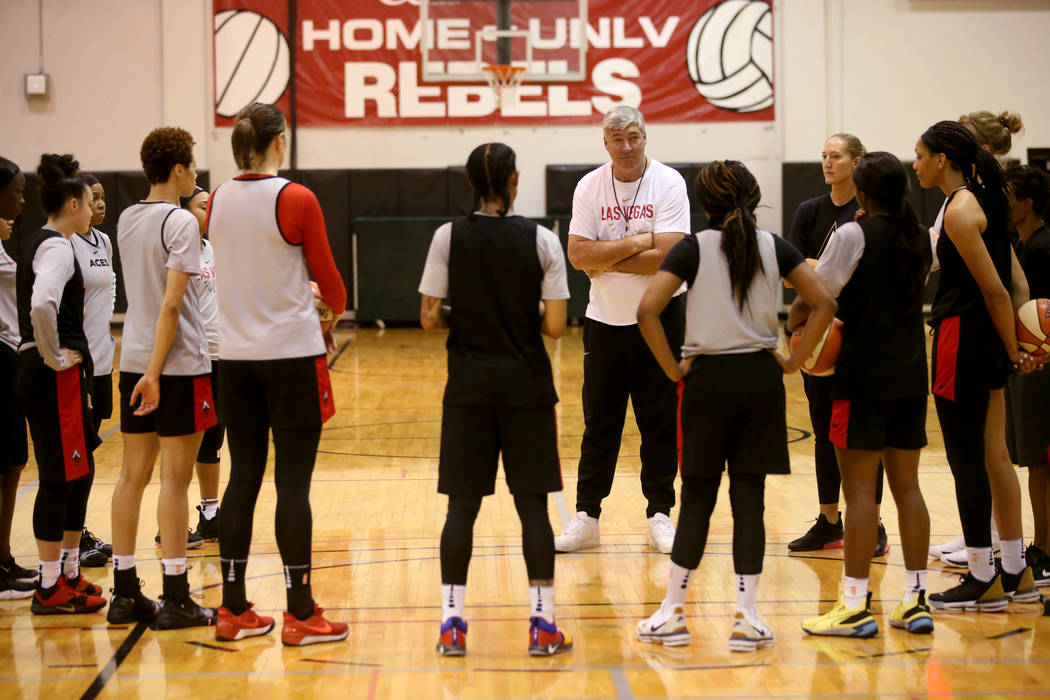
[80,529,111,566]
[788,513,844,552]
[873,522,890,558]
[107,588,161,624]
[0,566,35,600]
[0,557,37,584]
[929,572,1008,612]
[155,529,204,550]
[194,506,220,541]
[155,595,218,630]
[1025,544,1050,587]
[996,560,1040,603]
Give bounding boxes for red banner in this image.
[213,0,774,126]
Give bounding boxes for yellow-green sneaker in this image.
[889,591,933,634]
[802,592,878,638]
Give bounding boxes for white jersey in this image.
[71,228,116,375]
[117,202,211,376]
[0,244,17,351]
[568,159,690,325]
[194,239,219,359]
[208,176,325,360]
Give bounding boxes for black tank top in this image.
[833,216,930,399]
[443,215,557,408]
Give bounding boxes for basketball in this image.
[316,297,335,334]
[213,9,291,118]
[789,318,843,376]
[1016,298,1050,356]
[685,0,774,114]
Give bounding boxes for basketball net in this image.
[482,64,525,108]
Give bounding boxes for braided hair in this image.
[466,143,516,217]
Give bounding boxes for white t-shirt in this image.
[194,239,219,359]
[71,228,116,375]
[0,244,17,351]
[568,159,690,325]
[117,202,210,376]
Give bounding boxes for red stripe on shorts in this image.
[193,375,218,433]
[829,399,850,450]
[676,379,684,475]
[314,357,335,423]
[933,316,960,401]
[56,366,89,481]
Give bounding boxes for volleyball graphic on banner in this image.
[686,0,773,114]
[214,9,290,118]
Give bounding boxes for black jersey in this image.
[1021,224,1050,300]
[788,194,859,259]
[833,216,930,400]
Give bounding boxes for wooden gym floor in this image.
[0,326,1046,699]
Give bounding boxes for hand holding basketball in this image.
[788,317,843,376]
[311,281,336,334]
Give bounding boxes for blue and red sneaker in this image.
[528,616,573,657]
[436,616,467,656]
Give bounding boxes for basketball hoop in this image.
[482,64,525,107]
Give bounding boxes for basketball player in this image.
[794,153,934,637]
[786,134,888,558]
[17,154,106,614]
[0,157,38,599]
[208,102,347,646]
[419,143,573,657]
[108,127,217,628]
[1003,164,1050,586]
[635,161,836,651]
[71,173,115,568]
[556,105,689,554]
[914,121,1038,610]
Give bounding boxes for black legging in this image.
[440,493,554,584]
[219,424,320,618]
[33,469,94,542]
[670,473,766,575]
[935,392,993,548]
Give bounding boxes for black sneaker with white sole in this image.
[0,567,35,600]
[0,557,38,583]
[155,529,204,549]
[1025,544,1050,587]
[80,529,111,567]
[155,596,217,629]
[929,572,1008,612]
[108,587,161,624]
[194,506,220,542]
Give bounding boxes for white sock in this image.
[61,547,80,581]
[161,557,187,577]
[1001,538,1025,575]
[530,584,555,623]
[843,576,868,609]
[663,561,692,610]
[735,573,759,616]
[40,560,61,589]
[201,498,219,520]
[967,546,995,581]
[441,583,465,623]
[113,554,136,571]
[903,569,927,600]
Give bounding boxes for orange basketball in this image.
[789,318,844,376]
[316,297,335,334]
[1016,298,1050,356]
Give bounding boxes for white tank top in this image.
[209,176,325,360]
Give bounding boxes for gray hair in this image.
[602,105,645,134]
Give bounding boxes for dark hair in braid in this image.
[852,152,931,305]
[466,143,516,217]
[694,161,763,311]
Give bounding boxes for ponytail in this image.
[466,143,516,217]
[231,102,286,172]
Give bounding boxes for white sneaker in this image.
[728,608,774,652]
[941,543,1001,568]
[554,512,599,553]
[648,513,675,554]
[930,532,966,559]
[636,603,690,646]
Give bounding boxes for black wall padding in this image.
[299,169,353,305]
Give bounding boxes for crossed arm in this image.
[567,232,685,276]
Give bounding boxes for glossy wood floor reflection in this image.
[1,327,1047,699]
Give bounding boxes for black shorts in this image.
[218,355,334,429]
[0,343,29,471]
[197,362,225,463]
[932,314,1010,400]
[679,351,789,479]
[438,404,562,497]
[829,396,927,451]
[92,372,113,423]
[16,352,98,484]
[1006,370,1050,466]
[119,371,217,437]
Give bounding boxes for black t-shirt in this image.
[1021,224,1050,300]
[788,194,859,259]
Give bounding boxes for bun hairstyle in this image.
[37,153,88,216]
[959,110,1024,156]
[0,157,20,191]
[231,102,286,171]
[179,185,208,210]
[694,160,763,311]
[80,172,99,187]
[852,152,931,305]
[921,120,1011,231]
[827,132,867,160]
[466,143,516,217]
[140,127,195,184]
[1005,164,1050,220]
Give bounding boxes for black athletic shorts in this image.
[92,372,113,423]
[0,343,29,471]
[438,404,562,497]
[16,352,98,483]
[931,314,1010,400]
[829,396,927,451]
[1006,370,1050,467]
[119,371,217,437]
[218,355,334,429]
[197,361,225,463]
[679,351,789,479]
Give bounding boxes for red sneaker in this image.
[216,603,276,641]
[528,616,573,656]
[31,577,106,615]
[65,573,104,597]
[435,616,467,656]
[281,604,348,646]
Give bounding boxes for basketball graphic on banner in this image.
[686,0,773,114]
[214,9,290,118]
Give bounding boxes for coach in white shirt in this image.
[555,105,690,554]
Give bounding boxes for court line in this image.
[552,491,571,528]
[186,640,238,652]
[327,337,353,370]
[78,620,149,700]
[610,667,636,700]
